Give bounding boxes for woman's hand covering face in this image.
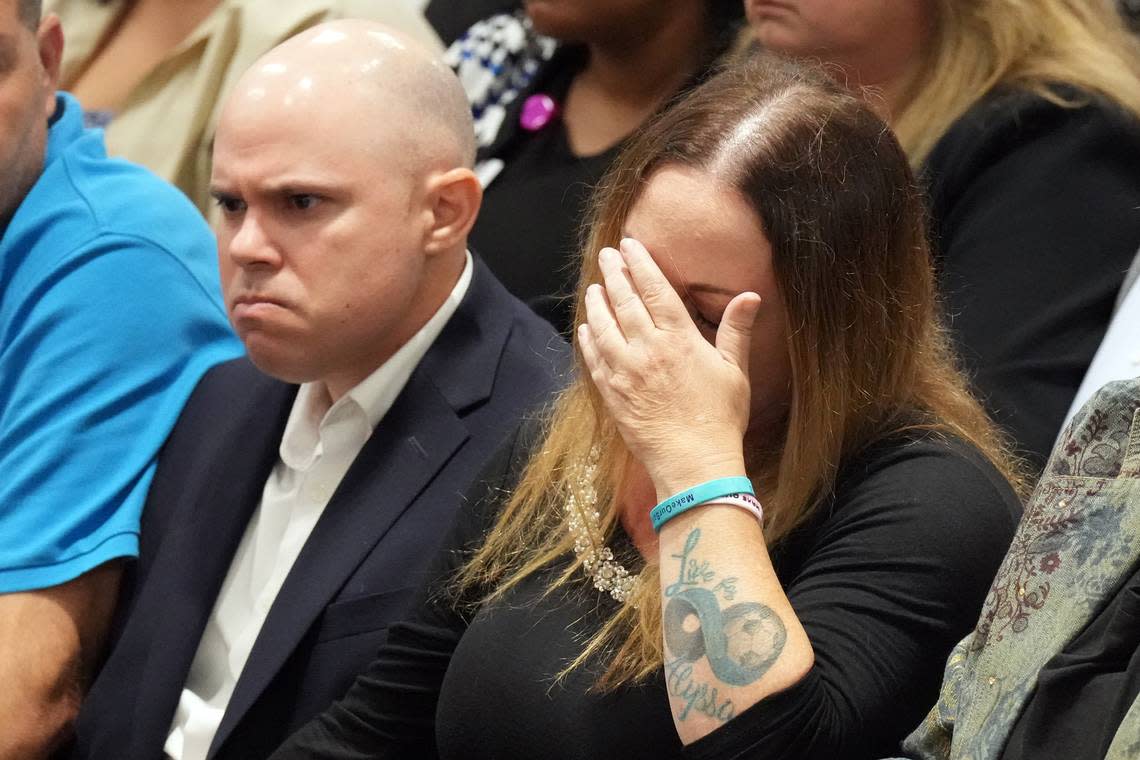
[578,238,762,495]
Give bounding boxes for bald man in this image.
[69,22,565,760]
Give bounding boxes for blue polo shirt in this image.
[0,94,243,592]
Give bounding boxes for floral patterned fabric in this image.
[899,377,1140,760]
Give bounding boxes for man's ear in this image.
[423,168,482,257]
[37,14,64,120]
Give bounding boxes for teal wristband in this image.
[650,477,755,532]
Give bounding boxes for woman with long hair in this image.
[271,56,1023,760]
[747,0,1140,472]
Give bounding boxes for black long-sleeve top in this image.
[922,87,1140,472]
[270,422,1021,760]
[425,0,520,45]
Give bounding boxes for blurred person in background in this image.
[448,0,744,334]
[895,376,1140,760]
[46,0,439,216]
[424,0,515,44]
[1120,0,1140,32]
[0,1,241,756]
[747,0,1140,473]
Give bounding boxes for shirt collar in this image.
[45,93,85,169]
[278,252,474,470]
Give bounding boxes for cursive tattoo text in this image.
[662,528,787,722]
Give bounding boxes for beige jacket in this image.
[47,0,441,218]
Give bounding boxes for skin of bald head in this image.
[210,20,483,401]
[249,20,477,169]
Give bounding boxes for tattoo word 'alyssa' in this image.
[663,528,787,723]
[665,656,736,722]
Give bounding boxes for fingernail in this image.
[619,237,635,253]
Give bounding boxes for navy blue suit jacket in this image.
[71,259,566,759]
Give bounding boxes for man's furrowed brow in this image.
[259,177,345,196]
[208,186,240,201]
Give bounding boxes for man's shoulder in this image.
[412,257,567,438]
[149,357,285,481]
[3,117,220,303]
[11,96,213,270]
[48,140,211,249]
[180,356,283,415]
[458,256,569,382]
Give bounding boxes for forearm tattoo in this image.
[663,528,786,723]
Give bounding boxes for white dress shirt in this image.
[164,254,473,760]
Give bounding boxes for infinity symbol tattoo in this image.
[664,587,786,686]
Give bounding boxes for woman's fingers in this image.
[715,292,762,377]
[577,323,617,404]
[583,282,629,368]
[618,238,688,330]
[598,247,656,338]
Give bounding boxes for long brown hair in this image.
[457,54,1021,686]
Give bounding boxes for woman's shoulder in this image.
[771,425,1023,606]
[955,83,1135,126]
[924,84,1140,182]
[831,426,1023,532]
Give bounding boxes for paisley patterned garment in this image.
[899,378,1140,759]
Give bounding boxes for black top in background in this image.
[425,0,520,44]
[468,46,620,335]
[921,86,1140,472]
[271,422,1022,760]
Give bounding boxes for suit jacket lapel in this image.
[209,370,470,753]
[130,371,296,753]
[207,258,520,753]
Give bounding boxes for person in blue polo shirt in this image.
[0,1,241,755]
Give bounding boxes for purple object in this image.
[519,93,559,132]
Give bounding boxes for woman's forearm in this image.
[657,504,813,745]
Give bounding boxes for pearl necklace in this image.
[564,453,640,604]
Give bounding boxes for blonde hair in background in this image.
[455,55,1024,688]
[895,0,1140,166]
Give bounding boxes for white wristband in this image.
[703,492,764,527]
